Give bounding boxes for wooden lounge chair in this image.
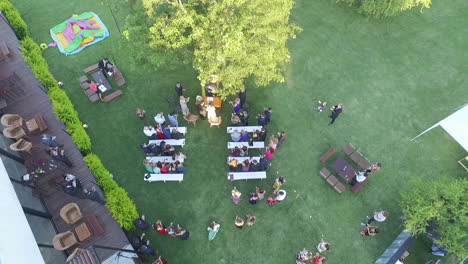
[52,231,78,251]
[184,113,200,126]
[60,203,82,224]
[209,116,222,128]
[3,126,26,139]
[10,138,32,153]
[0,114,23,127]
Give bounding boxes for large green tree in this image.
[400,178,468,259]
[336,0,431,18]
[132,0,301,96]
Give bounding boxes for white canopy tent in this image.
[411,104,468,152]
[0,158,45,264]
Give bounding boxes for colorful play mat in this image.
[49,12,109,56]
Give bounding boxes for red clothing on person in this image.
[313,256,325,264]
[160,167,168,174]
[156,223,168,235]
[157,131,165,139]
[265,149,274,159]
[89,81,98,92]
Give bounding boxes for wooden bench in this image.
[144,173,183,182]
[319,168,346,193]
[343,144,355,155]
[350,152,363,163]
[149,139,185,147]
[334,182,346,193]
[113,66,126,86]
[227,126,263,133]
[0,41,11,60]
[227,156,261,164]
[147,156,179,163]
[351,178,369,193]
[319,168,331,179]
[103,89,122,103]
[227,142,265,149]
[78,75,88,84]
[26,114,47,134]
[319,147,337,163]
[84,214,105,236]
[227,171,267,181]
[83,63,99,74]
[358,158,370,170]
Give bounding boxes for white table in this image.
[227,126,263,133]
[173,127,187,134]
[227,156,261,164]
[227,172,267,181]
[149,139,185,147]
[144,173,184,182]
[227,142,264,149]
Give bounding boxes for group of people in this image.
[143,124,182,140]
[359,210,389,236]
[61,173,105,204]
[296,238,330,264]
[143,158,186,174]
[316,101,344,125]
[234,215,257,229]
[350,162,382,186]
[230,176,287,206]
[152,220,190,240]
[141,141,178,156]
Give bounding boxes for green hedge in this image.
[84,154,139,230]
[0,0,139,231]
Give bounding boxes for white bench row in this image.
[149,139,186,147]
[228,142,264,149]
[227,172,267,181]
[146,156,185,163]
[227,126,263,133]
[227,156,261,164]
[144,173,184,182]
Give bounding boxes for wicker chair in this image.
[0,114,23,127]
[208,116,222,128]
[10,138,32,153]
[60,203,82,224]
[183,112,200,126]
[3,126,26,140]
[52,231,78,251]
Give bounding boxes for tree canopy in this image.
[136,0,301,96]
[336,0,431,18]
[400,178,468,259]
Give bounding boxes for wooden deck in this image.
[0,15,131,262]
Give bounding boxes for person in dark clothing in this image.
[162,125,172,139]
[48,147,73,167]
[83,186,106,204]
[259,155,270,171]
[239,110,249,126]
[264,107,272,125]
[329,104,343,125]
[175,82,184,97]
[175,224,190,240]
[98,58,115,76]
[257,113,266,126]
[134,215,150,230]
[239,90,247,107]
[250,159,261,171]
[259,127,267,141]
[41,134,62,148]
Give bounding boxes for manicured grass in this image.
[11,0,467,263]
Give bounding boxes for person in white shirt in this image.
[351,169,370,186]
[143,126,157,139]
[367,211,388,224]
[154,112,166,125]
[276,190,287,201]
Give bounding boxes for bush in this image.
[105,186,139,231]
[0,0,28,39]
[335,0,431,18]
[83,154,118,192]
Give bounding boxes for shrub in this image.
[83,154,118,192]
[0,0,28,39]
[105,186,139,231]
[335,0,431,18]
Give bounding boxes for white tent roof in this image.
[411,104,468,152]
[0,158,45,264]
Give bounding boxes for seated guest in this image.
[160,163,168,174]
[86,80,103,101]
[136,108,146,120]
[239,110,249,126]
[231,113,241,126]
[98,58,115,76]
[240,130,249,142]
[134,215,150,230]
[230,98,241,114]
[41,134,62,147]
[231,129,241,142]
[166,163,176,173]
[265,147,275,160]
[139,240,157,256]
[252,130,260,141]
[171,128,181,139]
[242,160,250,172]
[143,159,155,173]
[154,112,166,125]
[267,195,278,206]
[231,146,241,157]
[246,215,256,226]
[175,224,190,240]
[83,186,106,205]
[48,147,73,167]
[259,155,270,170]
[141,143,153,154]
[250,159,261,171]
[239,146,248,157]
[164,145,175,156]
[143,126,157,139]
[229,158,239,172]
[259,127,267,141]
[351,170,370,186]
[276,190,287,202]
[175,161,186,173]
[174,152,186,163]
[369,162,382,173]
[62,174,82,195]
[156,125,166,139]
[162,125,172,139]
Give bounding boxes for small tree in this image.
[128,0,301,96]
[400,178,468,259]
[336,0,431,18]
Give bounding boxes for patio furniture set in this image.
[1,113,47,154]
[78,61,125,103]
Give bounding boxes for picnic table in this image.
[227,126,263,133]
[91,70,111,93]
[332,157,356,183]
[228,142,264,149]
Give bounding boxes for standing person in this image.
[267,195,278,206]
[231,187,242,204]
[273,176,285,194]
[154,112,166,125]
[196,96,207,119]
[152,220,168,235]
[230,98,241,114]
[175,82,184,97]
[369,162,382,173]
[277,131,287,148]
[313,253,326,264]
[134,215,149,230]
[316,238,331,253]
[48,147,73,167]
[207,221,220,241]
[264,107,273,125]
[317,101,328,112]
[234,216,244,229]
[246,215,256,226]
[153,256,169,264]
[168,112,178,127]
[249,192,258,204]
[366,211,389,225]
[179,96,190,115]
[360,224,380,236]
[276,190,287,202]
[175,224,190,240]
[206,103,217,119]
[239,89,247,107]
[136,108,146,120]
[328,104,343,125]
[144,126,157,140]
[350,169,370,186]
[41,134,62,148]
[257,113,266,126]
[256,186,266,200]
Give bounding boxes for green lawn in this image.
[11,0,467,263]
